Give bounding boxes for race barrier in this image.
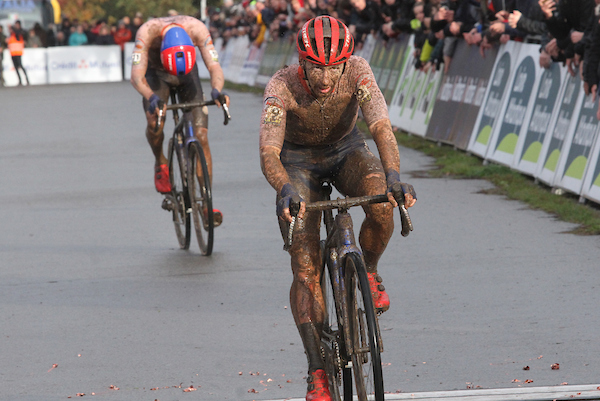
[4,33,600,205]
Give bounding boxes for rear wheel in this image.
[167,137,191,250]
[320,242,353,401]
[187,141,214,256]
[345,252,384,401]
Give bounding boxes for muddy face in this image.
[302,60,345,100]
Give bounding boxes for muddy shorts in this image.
[277,127,386,241]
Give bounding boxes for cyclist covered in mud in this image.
[259,16,416,401]
[131,15,229,225]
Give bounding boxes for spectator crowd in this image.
[3,0,600,114]
[207,0,600,110]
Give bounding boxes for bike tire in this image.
[345,252,384,401]
[168,137,191,250]
[187,141,214,256]
[320,241,353,401]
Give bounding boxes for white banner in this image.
[388,35,415,132]
[239,41,266,87]
[124,41,134,81]
[2,47,47,86]
[47,45,122,84]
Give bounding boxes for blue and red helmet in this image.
[160,25,196,76]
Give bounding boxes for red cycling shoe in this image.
[306,369,331,401]
[367,272,390,313]
[155,164,171,194]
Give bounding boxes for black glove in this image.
[386,170,417,205]
[211,88,228,105]
[276,183,303,219]
[147,94,164,115]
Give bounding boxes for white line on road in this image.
[262,384,600,401]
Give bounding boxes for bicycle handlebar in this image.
[285,194,413,250]
[166,100,231,126]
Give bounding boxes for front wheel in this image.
[167,137,191,250]
[320,242,352,401]
[187,141,214,256]
[345,252,384,401]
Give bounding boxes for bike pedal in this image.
[161,198,173,211]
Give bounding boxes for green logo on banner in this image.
[544,149,561,172]
[476,125,492,145]
[496,133,518,154]
[564,155,588,179]
[593,173,600,188]
[521,141,542,163]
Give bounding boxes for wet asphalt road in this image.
[1,82,599,401]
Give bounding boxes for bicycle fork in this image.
[328,212,384,355]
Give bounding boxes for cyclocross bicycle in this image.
[159,90,231,256]
[286,181,413,401]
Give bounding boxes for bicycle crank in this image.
[161,197,174,212]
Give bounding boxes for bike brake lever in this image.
[399,204,413,237]
[284,216,296,251]
[156,108,164,133]
[222,103,231,125]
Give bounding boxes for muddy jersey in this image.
[260,56,389,151]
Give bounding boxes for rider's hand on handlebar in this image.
[211,88,230,109]
[386,170,417,208]
[277,183,305,223]
[147,94,165,115]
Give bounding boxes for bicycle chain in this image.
[334,339,342,384]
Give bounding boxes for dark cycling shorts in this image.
[277,127,386,240]
[143,64,208,129]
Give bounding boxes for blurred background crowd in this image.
[2,0,600,96]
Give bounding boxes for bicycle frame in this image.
[318,187,380,357]
[159,90,231,255]
[168,92,200,169]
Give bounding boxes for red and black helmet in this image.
[297,16,354,66]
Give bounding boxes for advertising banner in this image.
[255,38,292,87]
[486,43,537,167]
[581,131,600,204]
[369,39,387,83]
[123,41,134,81]
[47,45,122,84]
[239,41,266,86]
[467,41,519,157]
[535,73,583,186]
[388,35,416,132]
[407,67,444,136]
[2,47,47,86]
[382,35,409,103]
[356,34,377,62]
[227,35,251,84]
[425,41,497,148]
[553,93,600,195]
[513,62,564,176]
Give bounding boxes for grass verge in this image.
[392,130,600,235]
